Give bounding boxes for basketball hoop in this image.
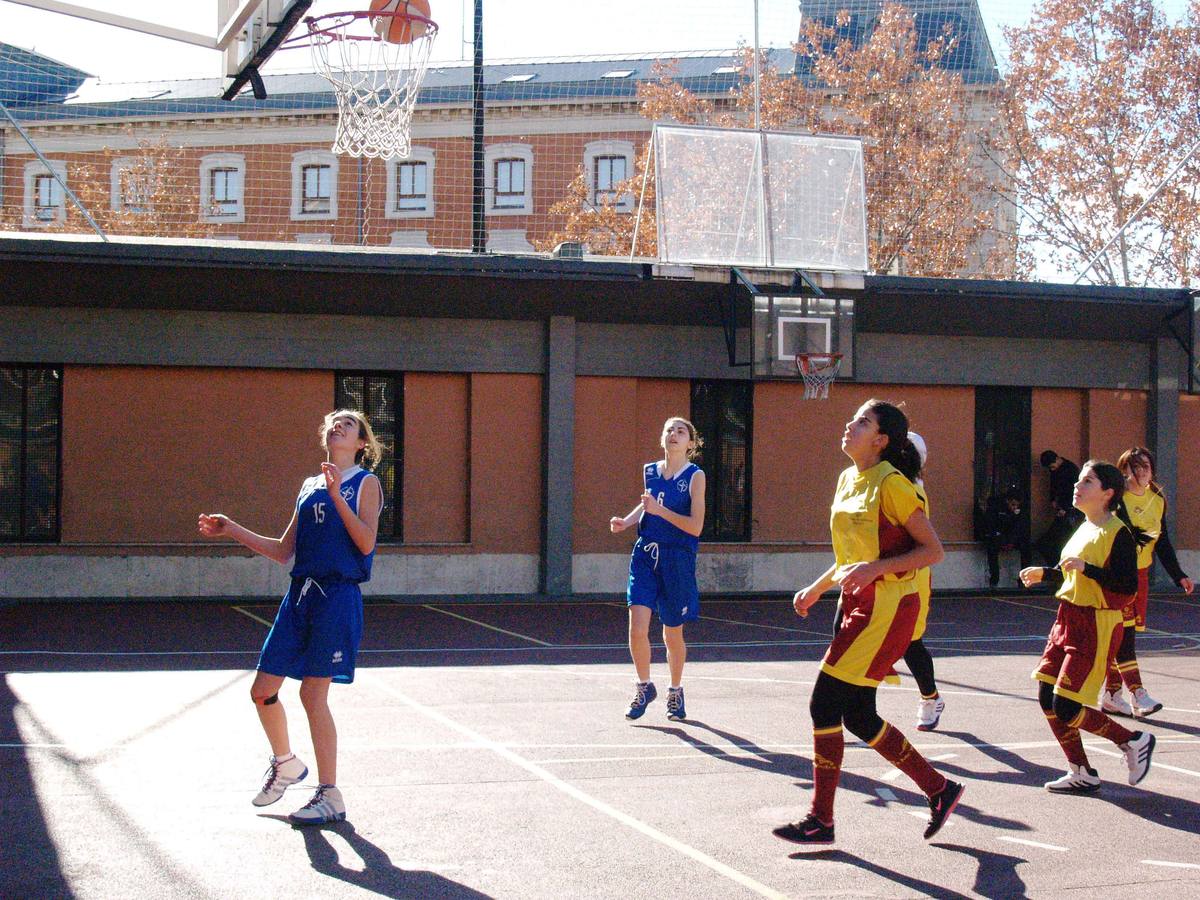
[795,352,843,400]
[284,10,438,159]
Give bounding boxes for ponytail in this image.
[865,399,921,481]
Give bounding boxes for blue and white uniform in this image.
[627,461,701,627]
[258,465,378,684]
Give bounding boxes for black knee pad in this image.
[1052,694,1082,724]
[260,692,279,706]
[1037,681,1055,712]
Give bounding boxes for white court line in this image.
[880,768,904,782]
[875,787,898,801]
[1142,859,1200,870]
[696,612,824,635]
[362,672,788,900]
[232,605,274,628]
[1087,745,1200,779]
[418,604,555,647]
[999,836,1068,852]
[929,753,958,761]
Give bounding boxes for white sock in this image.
[275,752,294,763]
[670,684,681,691]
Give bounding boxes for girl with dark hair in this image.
[775,400,963,846]
[1020,460,1156,794]
[1100,447,1193,718]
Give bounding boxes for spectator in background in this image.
[983,489,1032,587]
[1036,450,1082,566]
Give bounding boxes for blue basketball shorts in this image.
[257,576,364,684]
[627,538,700,627]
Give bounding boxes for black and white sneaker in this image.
[1045,763,1101,794]
[924,780,965,839]
[252,754,308,807]
[1121,731,1155,785]
[772,814,834,845]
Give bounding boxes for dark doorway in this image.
[973,386,1031,543]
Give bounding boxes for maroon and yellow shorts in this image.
[1033,601,1124,706]
[1115,568,1150,631]
[822,579,920,688]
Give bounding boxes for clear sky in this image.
[0,0,1190,84]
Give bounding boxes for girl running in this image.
[776,400,963,846]
[829,432,945,731]
[610,417,705,721]
[199,409,383,825]
[1020,460,1156,793]
[1100,447,1193,718]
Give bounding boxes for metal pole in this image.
[752,0,762,131]
[0,101,106,240]
[630,132,655,261]
[1073,135,1200,284]
[471,0,486,253]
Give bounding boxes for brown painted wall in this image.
[62,366,331,543]
[469,373,543,553]
[1030,389,1086,538]
[1086,389,1147,462]
[403,373,469,543]
[574,376,637,553]
[1177,395,1200,548]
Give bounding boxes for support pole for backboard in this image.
[0,101,106,240]
[471,0,486,253]
[629,133,655,261]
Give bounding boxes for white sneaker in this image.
[1044,763,1101,794]
[288,784,346,825]
[1131,687,1163,718]
[916,697,945,732]
[252,754,308,807]
[1101,689,1133,717]
[1120,731,1156,786]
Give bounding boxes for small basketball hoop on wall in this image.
[795,352,843,400]
[283,5,438,159]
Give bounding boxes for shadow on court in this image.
[257,816,491,899]
[2,593,1198,899]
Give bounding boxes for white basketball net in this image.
[795,353,843,400]
[304,15,438,159]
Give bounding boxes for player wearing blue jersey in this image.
[610,417,706,721]
[199,410,383,825]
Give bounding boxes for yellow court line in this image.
[232,605,274,628]
[419,604,555,647]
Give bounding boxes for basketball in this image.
[369,0,431,44]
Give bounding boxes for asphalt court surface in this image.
[2,592,1199,899]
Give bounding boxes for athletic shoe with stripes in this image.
[916,697,945,732]
[1121,731,1155,786]
[252,754,308,807]
[1101,689,1132,717]
[666,686,686,721]
[1044,763,1101,794]
[625,681,657,720]
[924,779,965,839]
[772,814,834,845]
[288,784,346,825]
[1130,687,1163,718]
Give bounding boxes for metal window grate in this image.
[335,372,402,543]
[691,380,752,542]
[0,365,62,542]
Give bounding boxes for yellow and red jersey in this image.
[1053,516,1137,611]
[830,460,925,588]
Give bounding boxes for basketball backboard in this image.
[3,1,311,97]
[752,292,855,379]
[653,124,869,273]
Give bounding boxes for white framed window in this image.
[583,140,635,211]
[484,143,533,215]
[200,153,245,223]
[110,157,156,213]
[385,147,435,219]
[23,160,67,227]
[290,150,338,221]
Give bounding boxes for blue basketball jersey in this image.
[637,461,701,550]
[290,466,377,583]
